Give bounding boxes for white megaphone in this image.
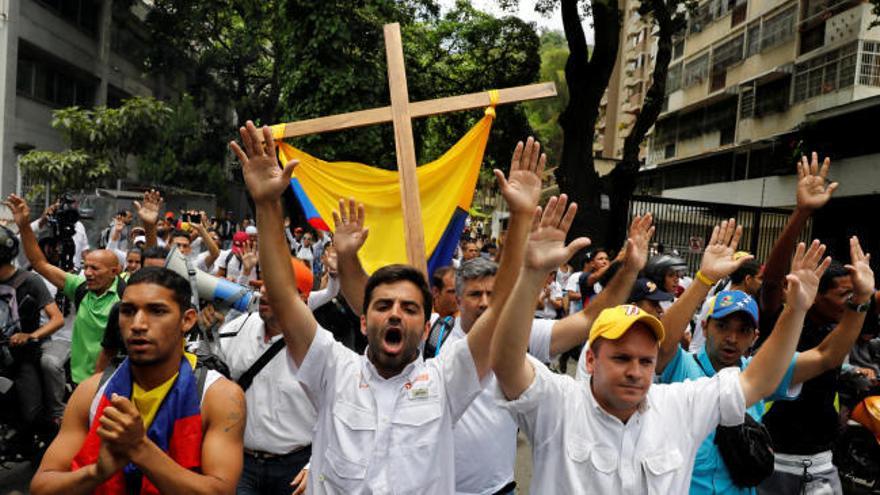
[164,247,258,313]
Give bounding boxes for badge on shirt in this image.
[408,386,429,400]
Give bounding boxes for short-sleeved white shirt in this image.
[497,356,746,495]
[442,318,553,495]
[218,313,316,454]
[291,326,483,494]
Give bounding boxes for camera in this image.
[46,193,80,272]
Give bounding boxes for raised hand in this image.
[229,121,297,204]
[133,189,163,226]
[620,213,655,272]
[241,239,259,274]
[331,198,369,257]
[846,236,874,302]
[796,152,838,211]
[785,240,831,312]
[4,194,31,228]
[524,195,591,272]
[495,137,545,214]
[699,218,753,281]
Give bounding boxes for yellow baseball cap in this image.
[588,304,666,347]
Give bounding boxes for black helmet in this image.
[0,225,19,265]
[644,254,687,286]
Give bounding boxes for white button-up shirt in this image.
[442,318,553,495]
[293,326,483,494]
[497,355,746,495]
[218,313,317,454]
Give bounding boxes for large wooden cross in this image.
[272,23,556,273]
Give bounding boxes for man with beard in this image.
[230,120,544,494]
[30,267,245,494]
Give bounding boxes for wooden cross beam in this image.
[273,23,556,274]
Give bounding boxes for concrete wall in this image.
[661,152,880,206]
[0,0,162,199]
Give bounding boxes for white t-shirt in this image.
[498,356,746,494]
[536,281,563,319]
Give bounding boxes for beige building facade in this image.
[635,0,880,207]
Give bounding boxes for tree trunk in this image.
[606,0,675,248]
[555,0,621,250]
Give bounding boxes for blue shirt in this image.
[659,346,800,495]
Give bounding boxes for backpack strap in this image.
[195,364,209,398]
[98,362,118,390]
[6,270,30,291]
[236,339,286,392]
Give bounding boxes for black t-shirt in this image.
[578,271,601,305]
[762,316,840,455]
[2,270,53,334]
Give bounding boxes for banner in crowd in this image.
[271,112,493,275]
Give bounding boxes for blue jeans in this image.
[237,446,311,495]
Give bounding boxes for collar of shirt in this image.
[695,346,747,377]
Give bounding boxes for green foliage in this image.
[523,30,569,165]
[19,97,172,199]
[136,95,230,197]
[144,0,539,175]
[405,1,541,172]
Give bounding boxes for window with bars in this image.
[740,83,755,117]
[761,7,796,51]
[793,42,858,101]
[858,40,880,87]
[746,23,761,58]
[667,63,683,93]
[713,33,745,71]
[684,53,709,87]
[755,77,792,116]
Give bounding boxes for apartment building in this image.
[595,0,656,163]
[0,0,176,198]
[637,0,880,210]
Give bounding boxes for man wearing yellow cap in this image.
[490,194,832,493]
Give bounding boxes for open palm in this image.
[846,236,874,300]
[229,121,297,204]
[332,198,369,257]
[524,195,591,272]
[785,240,831,312]
[133,189,162,226]
[700,218,752,281]
[496,137,544,215]
[796,152,838,211]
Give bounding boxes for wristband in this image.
[695,271,716,287]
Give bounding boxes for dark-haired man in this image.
[690,255,763,352]
[31,267,245,494]
[0,224,64,455]
[231,121,544,493]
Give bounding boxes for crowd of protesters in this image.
[0,125,873,495]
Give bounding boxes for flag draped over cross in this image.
[271,23,556,274]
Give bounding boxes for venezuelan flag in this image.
[273,110,493,275]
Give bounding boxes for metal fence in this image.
[628,195,813,274]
